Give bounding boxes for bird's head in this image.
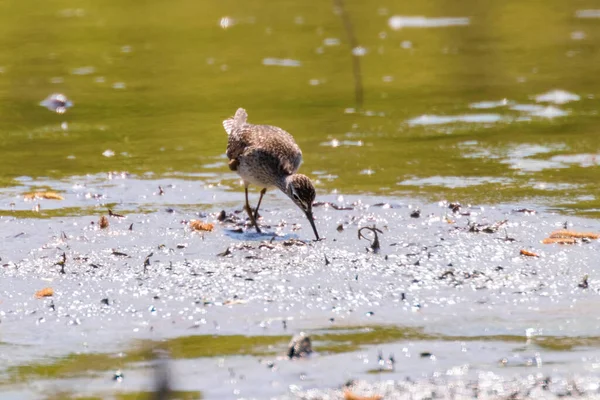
[286,174,319,240]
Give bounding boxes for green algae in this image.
[6,325,600,386]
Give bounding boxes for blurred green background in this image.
[1,0,599,215]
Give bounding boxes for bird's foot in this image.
[244,205,262,234]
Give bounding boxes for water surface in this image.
[1,0,600,215]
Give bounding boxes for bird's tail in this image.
[222,108,248,135]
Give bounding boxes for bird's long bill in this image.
[305,210,320,241]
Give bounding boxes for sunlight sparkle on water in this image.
[262,58,301,67]
[534,89,580,104]
[407,114,503,126]
[39,93,73,114]
[388,16,470,30]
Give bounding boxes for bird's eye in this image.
[292,193,301,202]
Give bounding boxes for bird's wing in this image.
[241,146,298,176]
[226,127,249,161]
[223,108,248,136]
[227,123,302,176]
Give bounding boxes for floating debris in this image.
[358,226,383,253]
[343,389,382,400]
[542,237,577,245]
[520,249,539,257]
[189,220,214,232]
[313,201,353,210]
[448,202,461,213]
[410,209,421,218]
[288,332,312,358]
[578,274,589,289]
[548,229,600,240]
[113,370,124,382]
[39,93,73,114]
[217,247,232,257]
[108,209,125,218]
[24,192,64,201]
[56,252,66,274]
[35,287,54,299]
[513,208,536,214]
[99,215,109,229]
[143,252,153,273]
[468,219,507,233]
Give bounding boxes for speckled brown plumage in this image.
[222,108,320,239]
[224,109,302,189]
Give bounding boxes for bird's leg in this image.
[244,186,262,233]
[253,188,267,221]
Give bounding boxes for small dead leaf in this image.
[549,230,600,240]
[520,249,539,257]
[190,220,214,232]
[343,390,382,400]
[35,287,54,298]
[542,237,577,245]
[99,215,109,229]
[24,191,64,201]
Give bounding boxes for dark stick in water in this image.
[333,0,363,110]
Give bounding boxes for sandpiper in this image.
[223,108,320,240]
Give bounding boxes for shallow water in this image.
[2,0,600,399]
[1,176,600,398]
[1,0,600,215]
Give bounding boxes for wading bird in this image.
[223,108,320,240]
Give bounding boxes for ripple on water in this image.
[532,181,581,191]
[494,143,567,172]
[320,139,364,147]
[398,176,511,188]
[510,104,569,119]
[550,153,600,167]
[469,99,513,109]
[262,58,301,67]
[575,9,600,18]
[70,66,95,75]
[406,114,503,126]
[534,89,580,104]
[530,106,569,118]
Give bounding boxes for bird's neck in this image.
[276,175,293,195]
